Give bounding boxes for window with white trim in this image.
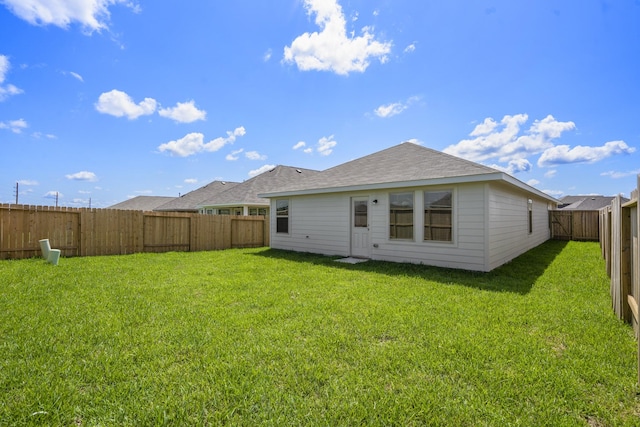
[276,199,289,233]
[389,192,414,239]
[424,190,452,242]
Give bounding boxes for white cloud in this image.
[0,55,8,82]
[246,151,267,161]
[263,48,272,62]
[293,141,306,150]
[490,158,532,175]
[66,171,97,182]
[544,169,557,178]
[542,189,564,198]
[317,135,337,156]
[0,55,24,101]
[18,179,38,186]
[444,114,576,164]
[527,179,540,187]
[0,118,28,133]
[0,84,23,101]
[374,96,420,118]
[601,169,640,179]
[249,164,276,177]
[283,0,392,75]
[405,138,423,145]
[1,0,139,32]
[95,89,157,120]
[44,190,63,199]
[538,140,635,167]
[374,102,406,118]
[158,127,246,157]
[184,178,198,184]
[226,148,244,161]
[69,71,84,82]
[158,100,206,123]
[31,132,57,139]
[404,43,416,53]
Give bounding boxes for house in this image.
[197,165,320,216]
[154,180,239,212]
[109,195,175,211]
[557,195,627,211]
[259,142,558,272]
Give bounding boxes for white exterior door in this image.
[351,197,370,258]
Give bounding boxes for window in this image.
[276,199,289,233]
[528,199,533,234]
[249,208,267,216]
[354,200,368,228]
[390,192,414,239]
[424,190,452,242]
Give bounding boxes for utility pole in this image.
[15,182,18,204]
[55,192,59,208]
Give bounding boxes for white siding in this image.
[368,183,487,271]
[269,181,550,272]
[270,194,350,256]
[487,182,550,270]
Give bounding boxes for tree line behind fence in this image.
[0,204,269,260]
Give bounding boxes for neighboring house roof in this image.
[557,195,626,210]
[198,165,321,208]
[260,142,557,203]
[108,196,175,211]
[154,180,240,212]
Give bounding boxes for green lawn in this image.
[0,241,638,426]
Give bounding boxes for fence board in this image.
[231,217,265,248]
[599,175,640,384]
[0,204,267,260]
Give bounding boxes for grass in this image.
[0,240,638,426]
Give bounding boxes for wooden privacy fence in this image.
[550,210,600,241]
[0,204,269,260]
[599,175,639,383]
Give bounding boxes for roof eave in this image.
[260,172,558,203]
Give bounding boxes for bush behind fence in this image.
[0,204,268,260]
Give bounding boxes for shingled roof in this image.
[109,196,175,211]
[197,165,320,208]
[154,180,239,212]
[261,142,555,202]
[557,195,626,210]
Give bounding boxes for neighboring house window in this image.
[276,199,289,233]
[528,199,533,234]
[390,192,414,239]
[424,190,452,242]
[249,208,268,216]
[218,209,230,215]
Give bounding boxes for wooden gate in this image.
[550,210,599,241]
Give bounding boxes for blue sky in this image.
[1,0,639,207]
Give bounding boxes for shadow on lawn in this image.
[251,240,569,295]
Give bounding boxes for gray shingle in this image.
[154,181,240,212]
[272,142,500,193]
[198,166,320,207]
[109,196,175,211]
